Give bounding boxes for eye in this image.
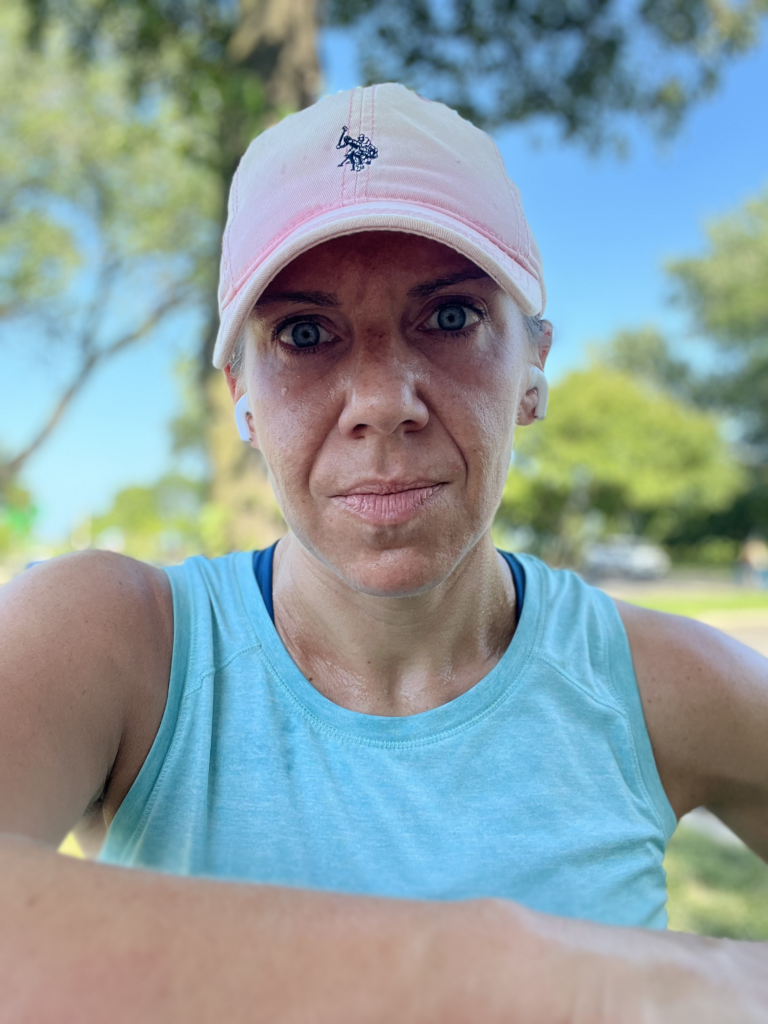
[423,303,483,333]
[277,320,335,349]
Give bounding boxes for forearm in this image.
[517,906,768,1024]
[1,836,766,1024]
[0,834,556,1024]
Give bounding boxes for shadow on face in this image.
[240,231,537,596]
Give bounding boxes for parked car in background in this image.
[581,535,670,581]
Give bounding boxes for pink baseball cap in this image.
[213,82,546,369]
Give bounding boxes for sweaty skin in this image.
[0,231,767,1021]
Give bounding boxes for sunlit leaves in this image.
[498,365,745,544]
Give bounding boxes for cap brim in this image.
[214,200,544,368]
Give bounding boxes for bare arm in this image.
[617,600,768,859]
[2,833,767,1024]
[0,551,171,849]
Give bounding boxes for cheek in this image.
[438,350,517,464]
[250,371,338,506]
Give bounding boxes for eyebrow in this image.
[407,268,492,299]
[253,269,492,312]
[254,289,340,309]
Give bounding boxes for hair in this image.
[228,311,546,380]
[228,329,246,380]
[523,314,545,344]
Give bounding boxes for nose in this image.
[338,337,429,439]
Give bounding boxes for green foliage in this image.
[624,590,768,615]
[25,0,308,179]
[0,0,221,484]
[0,1,219,319]
[27,0,768,152]
[668,187,768,452]
[601,326,694,399]
[670,189,768,347]
[332,0,766,146]
[665,825,768,939]
[86,474,206,563]
[0,481,36,557]
[498,365,743,558]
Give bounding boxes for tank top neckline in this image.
[233,549,542,747]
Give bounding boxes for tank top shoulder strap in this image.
[514,553,677,839]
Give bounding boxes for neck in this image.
[272,533,517,716]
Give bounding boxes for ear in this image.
[225,364,258,447]
[234,395,253,442]
[517,366,549,425]
[537,320,553,366]
[517,320,553,426]
[224,364,238,400]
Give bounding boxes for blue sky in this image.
[2,30,767,542]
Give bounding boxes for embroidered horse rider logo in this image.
[336,125,378,172]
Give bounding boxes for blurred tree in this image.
[608,189,768,557]
[28,0,768,155]
[0,480,36,559]
[601,325,695,399]
[668,187,768,454]
[84,474,206,563]
[24,0,320,368]
[0,1,219,492]
[496,364,744,563]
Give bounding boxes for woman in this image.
[1,83,766,1021]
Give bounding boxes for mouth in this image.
[330,481,447,525]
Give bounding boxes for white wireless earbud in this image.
[234,394,253,442]
[528,366,549,420]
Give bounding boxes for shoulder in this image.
[0,551,172,846]
[2,549,173,668]
[1,548,171,653]
[615,600,768,852]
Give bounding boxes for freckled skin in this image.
[225,232,551,716]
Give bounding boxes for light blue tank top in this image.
[99,550,677,928]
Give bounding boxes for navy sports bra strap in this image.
[253,543,525,627]
[252,542,278,624]
[500,550,526,625]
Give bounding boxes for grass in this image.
[665,825,768,939]
[628,591,768,618]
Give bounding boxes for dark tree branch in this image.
[0,287,191,486]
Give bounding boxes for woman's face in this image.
[233,232,548,596]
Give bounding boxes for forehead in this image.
[259,231,496,300]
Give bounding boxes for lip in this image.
[332,479,444,497]
[330,480,448,525]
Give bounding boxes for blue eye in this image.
[277,320,334,349]
[437,305,467,330]
[424,303,482,333]
[292,322,320,347]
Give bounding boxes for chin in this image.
[309,523,478,598]
[337,550,458,597]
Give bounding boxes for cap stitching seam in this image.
[340,88,354,207]
[353,87,362,204]
[365,84,376,203]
